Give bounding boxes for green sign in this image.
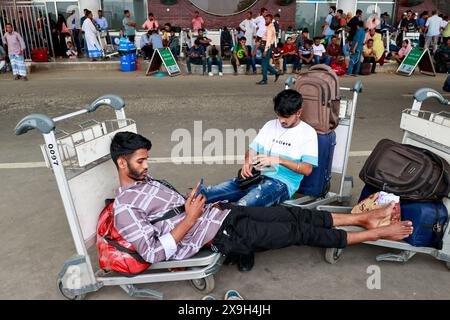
[146,48,181,76]
[397,48,435,76]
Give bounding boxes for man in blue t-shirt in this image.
[204,89,318,207]
[186,39,206,74]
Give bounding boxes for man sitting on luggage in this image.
[203,89,318,208]
[110,132,414,268]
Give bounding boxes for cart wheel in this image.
[190,275,215,294]
[325,248,344,264]
[57,279,86,300]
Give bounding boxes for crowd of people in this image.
[1,5,449,81]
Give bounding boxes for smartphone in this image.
[195,178,204,198]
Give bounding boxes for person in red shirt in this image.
[282,36,299,73]
[326,35,343,64]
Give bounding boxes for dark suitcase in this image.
[401,201,448,249]
[359,139,450,201]
[298,131,336,197]
[359,62,372,75]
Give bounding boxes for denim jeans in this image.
[283,55,299,72]
[187,57,206,73]
[203,176,290,207]
[261,46,278,81]
[207,57,223,73]
[313,55,331,65]
[346,51,362,75]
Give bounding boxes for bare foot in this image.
[374,221,413,241]
[359,202,394,229]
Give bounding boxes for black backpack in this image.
[359,139,450,201]
[330,16,340,30]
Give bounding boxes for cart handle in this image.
[413,88,449,105]
[85,94,125,113]
[285,77,363,94]
[352,80,362,93]
[14,114,55,135]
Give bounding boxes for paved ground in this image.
[0,69,449,300]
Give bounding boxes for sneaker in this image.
[218,72,223,76]
[208,72,213,76]
[224,290,244,300]
[256,80,267,85]
[202,295,217,300]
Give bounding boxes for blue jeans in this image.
[207,57,223,73]
[283,55,300,72]
[313,55,331,65]
[187,57,206,73]
[203,176,290,207]
[346,51,361,75]
[261,46,278,81]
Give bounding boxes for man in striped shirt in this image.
[111,132,413,265]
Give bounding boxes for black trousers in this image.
[231,57,251,72]
[363,57,377,73]
[212,204,347,256]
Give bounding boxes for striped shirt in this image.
[114,176,230,263]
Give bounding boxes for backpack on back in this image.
[295,64,340,134]
[330,15,341,30]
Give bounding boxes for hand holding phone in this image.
[195,178,204,198]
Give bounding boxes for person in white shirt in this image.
[425,10,443,53]
[254,7,268,39]
[239,11,256,47]
[204,89,318,208]
[312,36,331,65]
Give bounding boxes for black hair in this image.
[313,36,321,41]
[124,10,130,15]
[330,6,336,12]
[5,22,12,27]
[337,9,343,15]
[260,7,267,14]
[357,20,364,28]
[110,132,152,167]
[274,90,303,117]
[356,9,362,15]
[274,13,280,18]
[239,36,247,41]
[149,12,154,16]
[265,13,273,19]
[194,39,200,45]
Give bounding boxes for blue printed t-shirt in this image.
[249,119,318,197]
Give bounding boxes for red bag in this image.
[31,48,48,62]
[330,62,346,76]
[97,202,151,275]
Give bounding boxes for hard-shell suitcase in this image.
[295,64,340,134]
[298,131,336,197]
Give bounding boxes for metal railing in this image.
[0,2,54,61]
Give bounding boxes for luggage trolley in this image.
[319,88,450,267]
[282,77,363,209]
[14,95,225,300]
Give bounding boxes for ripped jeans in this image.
[203,176,290,207]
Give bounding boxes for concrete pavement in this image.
[0,70,449,299]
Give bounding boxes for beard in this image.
[126,162,147,181]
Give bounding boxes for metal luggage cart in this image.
[319,88,450,268]
[14,95,224,300]
[282,77,363,209]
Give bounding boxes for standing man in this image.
[425,10,443,53]
[257,13,280,85]
[323,6,336,45]
[2,23,27,81]
[95,10,108,31]
[239,11,256,47]
[348,9,363,39]
[142,13,159,31]
[346,21,365,76]
[67,9,82,56]
[192,11,204,33]
[122,10,136,43]
[254,7,268,41]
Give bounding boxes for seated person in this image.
[196,28,211,51]
[110,132,414,269]
[366,28,385,66]
[282,36,299,73]
[66,41,78,60]
[390,39,412,63]
[186,39,206,75]
[162,22,171,47]
[0,44,7,73]
[206,44,223,76]
[434,38,450,73]
[140,30,153,60]
[362,39,378,73]
[298,39,314,68]
[203,89,318,208]
[271,42,284,73]
[231,36,252,75]
[220,26,233,58]
[168,28,180,59]
[326,36,343,65]
[294,29,310,50]
[149,29,164,52]
[251,38,264,74]
[312,36,331,65]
